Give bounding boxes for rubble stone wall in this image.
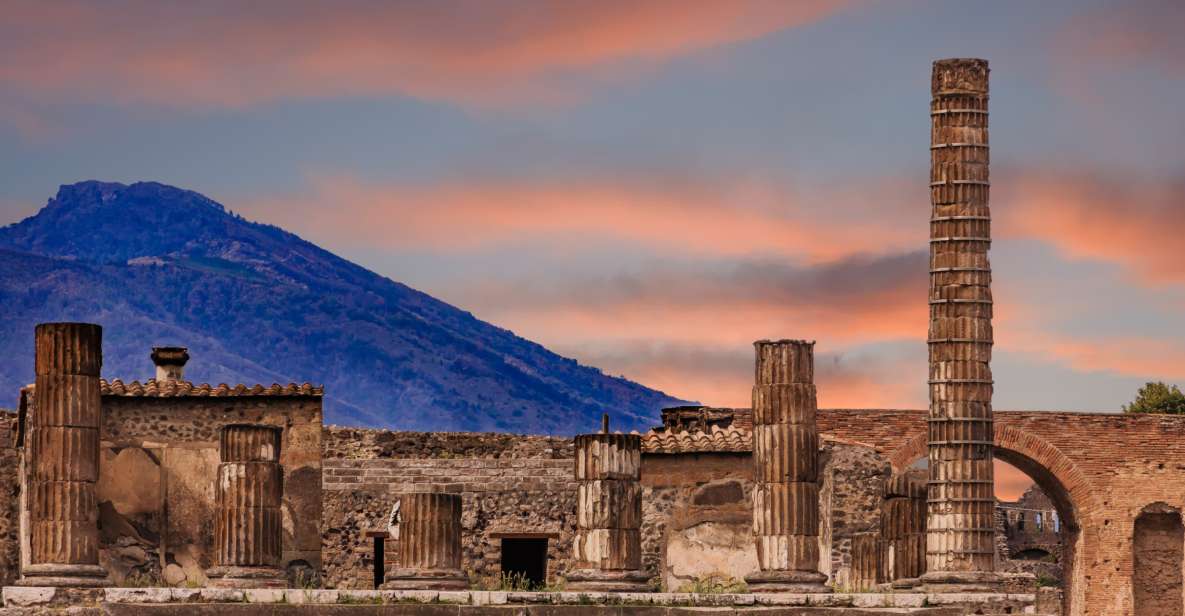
[323,427,573,460]
[321,456,577,589]
[818,442,891,589]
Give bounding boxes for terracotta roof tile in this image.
[100,378,323,397]
[642,424,751,454]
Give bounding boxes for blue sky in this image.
[2,0,1183,432]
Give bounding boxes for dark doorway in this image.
[373,536,385,588]
[501,538,548,588]
[1134,505,1183,616]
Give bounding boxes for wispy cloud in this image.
[246,172,919,263]
[0,0,849,113]
[996,170,1185,284]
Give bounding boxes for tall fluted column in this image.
[745,340,829,592]
[923,57,998,591]
[882,475,926,588]
[568,432,648,591]
[382,492,467,590]
[19,323,110,587]
[207,424,286,588]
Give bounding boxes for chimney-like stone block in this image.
[150,346,189,382]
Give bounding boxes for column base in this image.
[890,576,922,590]
[920,570,1001,593]
[744,570,831,593]
[565,569,652,592]
[17,563,111,588]
[206,565,288,589]
[380,568,469,590]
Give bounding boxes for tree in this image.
[1124,382,1185,414]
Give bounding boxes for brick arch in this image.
[886,424,1097,529]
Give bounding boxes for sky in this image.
[1,0,1183,498]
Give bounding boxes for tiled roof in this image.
[100,378,323,397]
[642,425,751,454]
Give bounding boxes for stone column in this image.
[568,432,649,591]
[207,424,286,588]
[382,492,467,590]
[924,57,998,591]
[745,340,829,592]
[882,475,926,588]
[19,323,110,587]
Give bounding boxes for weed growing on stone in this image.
[674,574,747,594]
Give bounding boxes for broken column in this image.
[382,492,467,590]
[568,432,649,591]
[882,474,926,588]
[19,323,110,587]
[745,340,829,592]
[924,57,998,591]
[207,424,286,588]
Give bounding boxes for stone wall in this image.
[324,427,572,460]
[322,455,576,589]
[95,395,323,586]
[0,410,18,587]
[818,442,890,590]
[640,452,753,591]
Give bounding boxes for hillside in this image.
[0,181,686,432]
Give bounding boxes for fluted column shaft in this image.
[20,323,109,586]
[746,340,828,592]
[381,491,467,590]
[397,493,462,571]
[568,433,648,591]
[214,425,282,567]
[882,476,926,584]
[926,57,997,586]
[208,424,286,588]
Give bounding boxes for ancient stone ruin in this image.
[1,58,1181,616]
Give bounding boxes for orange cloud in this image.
[996,170,1185,283]
[247,173,920,263]
[0,0,849,110]
[999,328,1185,384]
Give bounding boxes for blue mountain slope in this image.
[0,181,687,432]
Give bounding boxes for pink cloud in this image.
[996,170,1185,283]
[246,173,920,263]
[0,0,849,111]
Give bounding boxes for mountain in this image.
[0,180,687,432]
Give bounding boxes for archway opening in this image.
[1133,503,1183,616]
[906,444,1080,611]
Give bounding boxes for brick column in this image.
[18,323,110,587]
[207,424,286,588]
[745,340,829,592]
[882,475,926,588]
[568,432,649,591]
[923,57,999,591]
[381,492,467,590]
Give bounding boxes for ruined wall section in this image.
[818,442,890,590]
[641,453,754,591]
[324,427,572,460]
[0,410,18,586]
[322,455,576,589]
[97,396,322,587]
